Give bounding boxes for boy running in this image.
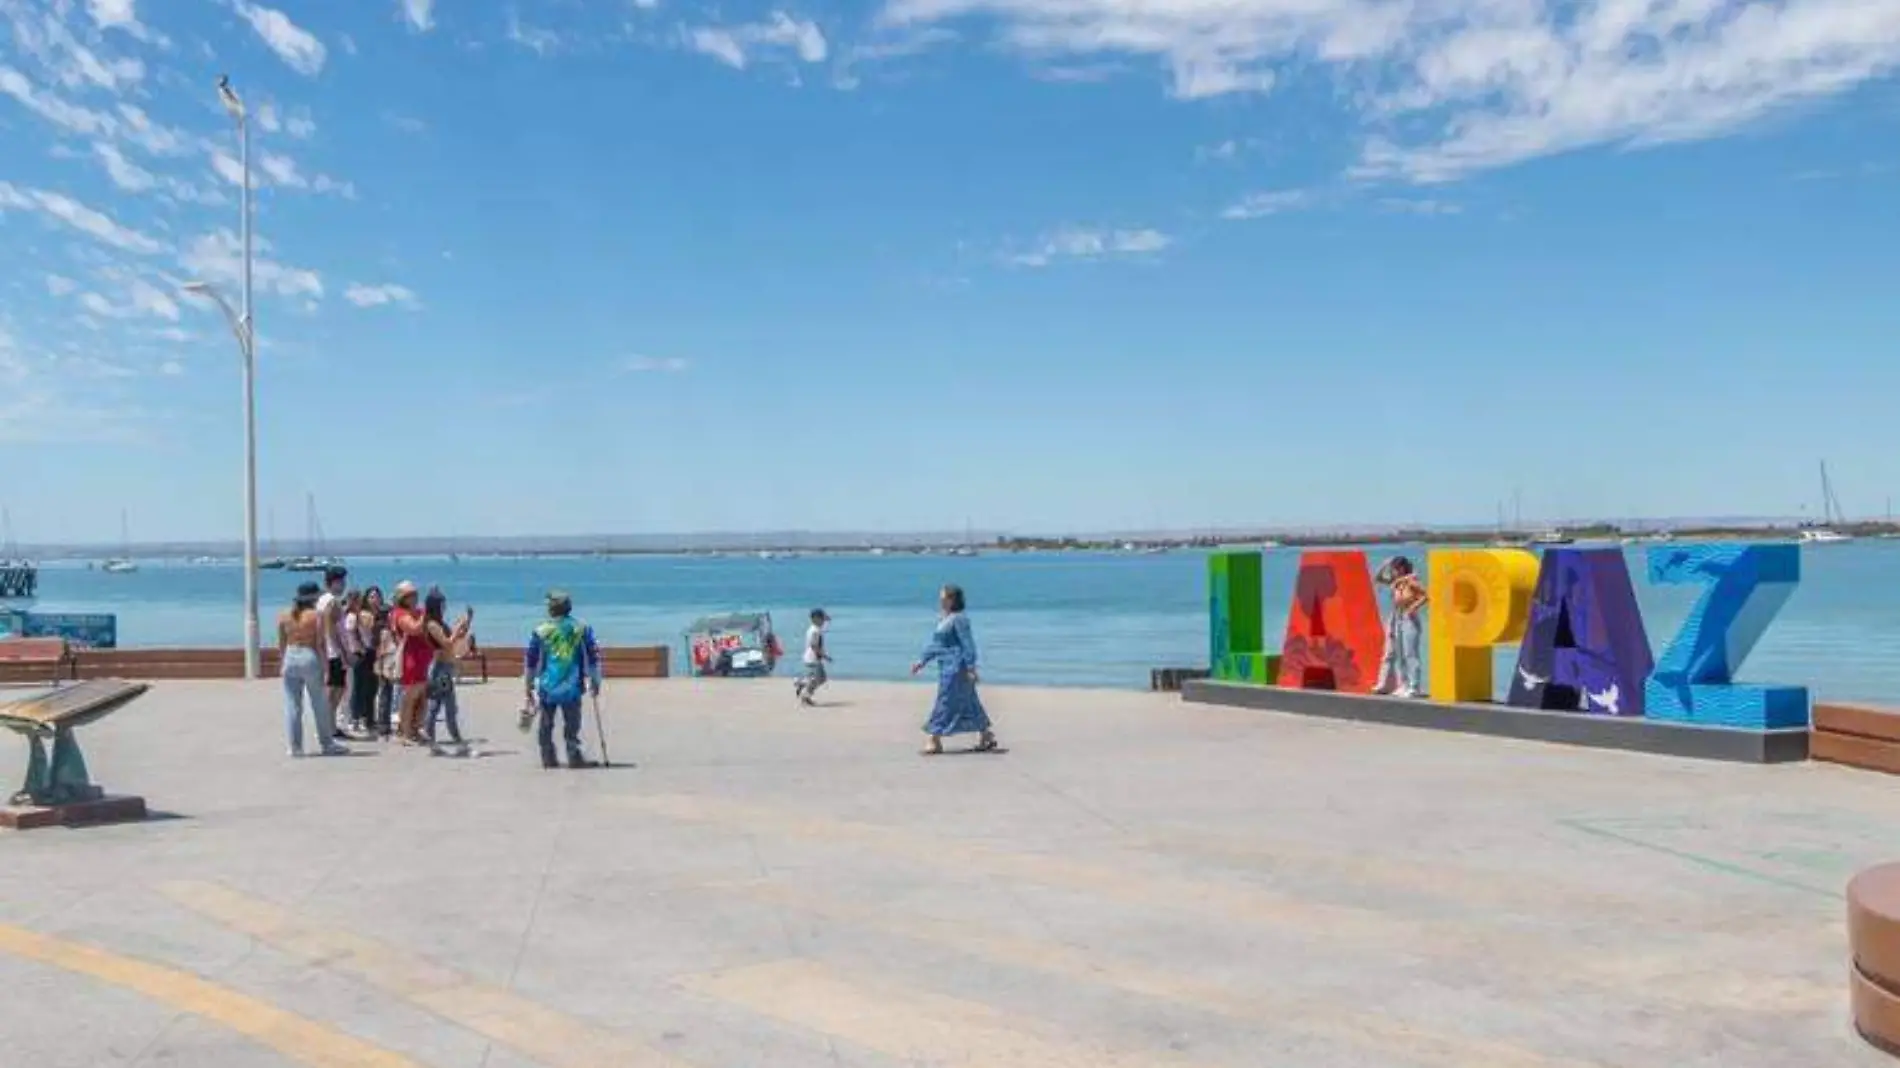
[793,608,831,706]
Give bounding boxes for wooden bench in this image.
[54,645,669,681]
[1813,703,1900,776]
[0,638,73,686]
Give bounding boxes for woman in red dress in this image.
[390,580,433,744]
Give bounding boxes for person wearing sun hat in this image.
[523,588,603,768]
[389,580,433,744]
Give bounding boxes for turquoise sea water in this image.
[13,542,1900,701]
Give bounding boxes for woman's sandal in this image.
[973,736,1000,753]
[920,739,944,756]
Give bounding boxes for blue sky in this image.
[1,0,1897,544]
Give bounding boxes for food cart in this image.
[683,611,783,677]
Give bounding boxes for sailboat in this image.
[285,493,343,571]
[103,510,138,573]
[1799,461,1852,545]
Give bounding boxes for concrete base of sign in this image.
[1180,680,1809,764]
[0,794,147,831]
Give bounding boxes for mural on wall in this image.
[1276,550,1384,693]
[1506,548,1653,716]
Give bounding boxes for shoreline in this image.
[14,523,1900,564]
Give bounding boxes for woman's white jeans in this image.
[281,646,333,753]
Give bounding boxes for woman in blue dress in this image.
[910,584,1000,755]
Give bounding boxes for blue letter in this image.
[1644,544,1807,729]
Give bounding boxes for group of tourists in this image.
[276,565,475,758]
[277,571,999,763]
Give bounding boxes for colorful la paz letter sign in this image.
[1507,548,1654,716]
[1277,550,1384,692]
[1644,543,1807,729]
[1207,550,1272,682]
[1427,549,1538,703]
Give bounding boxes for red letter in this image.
[1277,550,1385,693]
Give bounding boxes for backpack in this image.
[534,617,588,705]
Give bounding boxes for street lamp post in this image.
[187,75,261,680]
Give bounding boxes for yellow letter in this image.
[1427,549,1538,703]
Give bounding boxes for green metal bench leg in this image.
[10,727,102,806]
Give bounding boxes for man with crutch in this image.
[523,589,604,769]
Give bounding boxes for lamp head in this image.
[216,75,244,119]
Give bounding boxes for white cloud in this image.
[402,0,435,32]
[284,112,317,139]
[3,2,146,91]
[879,0,1900,182]
[45,274,78,297]
[507,10,564,55]
[87,0,140,31]
[158,359,184,376]
[116,104,190,156]
[1007,226,1171,267]
[68,277,182,322]
[0,181,165,254]
[688,12,828,70]
[1222,188,1315,220]
[209,147,355,197]
[231,1,327,76]
[0,65,116,135]
[1377,197,1462,216]
[623,355,690,373]
[343,282,419,308]
[179,228,323,300]
[128,278,180,320]
[92,141,155,192]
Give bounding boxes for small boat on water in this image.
[1531,530,1574,546]
[103,509,137,573]
[1799,460,1854,545]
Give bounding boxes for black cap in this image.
[324,565,348,582]
[810,607,829,621]
[295,581,321,597]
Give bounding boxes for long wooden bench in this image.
[0,638,72,686]
[1813,703,1900,776]
[54,645,670,681]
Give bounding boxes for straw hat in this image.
[393,580,418,602]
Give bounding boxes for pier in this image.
[0,563,35,600]
[0,677,1885,1066]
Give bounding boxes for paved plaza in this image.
[1,676,1895,1066]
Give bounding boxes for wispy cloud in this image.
[687,13,828,70]
[1377,197,1462,216]
[506,9,563,55]
[1007,226,1172,267]
[179,229,322,300]
[401,0,436,33]
[880,0,1900,184]
[623,355,690,373]
[343,282,420,309]
[0,181,165,253]
[230,0,326,76]
[1221,189,1315,220]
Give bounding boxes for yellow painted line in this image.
[159,881,693,1068]
[719,879,1610,1068]
[622,794,1836,1014]
[682,958,1200,1068]
[0,922,422,1068]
